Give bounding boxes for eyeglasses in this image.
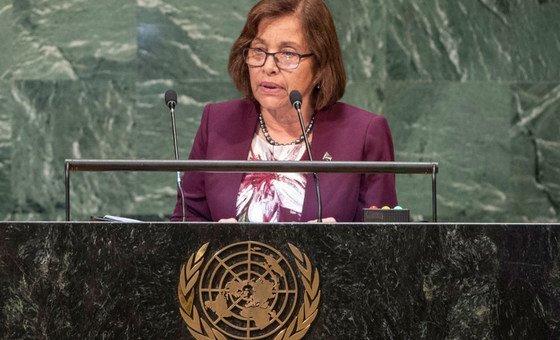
[244,48,314,70]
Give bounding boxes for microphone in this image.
[165,89,177,110]
[290,90,302,111]
[164,89,185,222]
[290,90,322,222]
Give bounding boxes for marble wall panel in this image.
[510,84,560,222]
[0,82,14,219]
[326,0,386,83]
[386,0,560,82]
[6,0,136,81]
[384,81,511,221]
[8,80,137,220]
[387,0,509,81]
[344,80,386,115]
[137,0,253,82]
[506,0,560,81]
[0,2,13,79]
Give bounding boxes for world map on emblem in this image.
[198,242,299,339]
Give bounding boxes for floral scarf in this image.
[236,134,306,222]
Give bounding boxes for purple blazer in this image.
[171,99,397,222]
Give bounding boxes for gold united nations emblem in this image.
[178,242,321,340]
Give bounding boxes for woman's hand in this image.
[218,218,238,223]
[307,217,337,223]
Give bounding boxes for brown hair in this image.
[228,0,346,111]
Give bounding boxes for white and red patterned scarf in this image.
[236,134,307,222]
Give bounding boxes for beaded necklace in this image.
[258,112,315,146]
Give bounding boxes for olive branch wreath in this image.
[177,243,320,340]
[273,244,321,340]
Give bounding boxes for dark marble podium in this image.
[1,222,559,339]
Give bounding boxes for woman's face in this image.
[248,15,316,115]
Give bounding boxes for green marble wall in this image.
[0,0,558,222]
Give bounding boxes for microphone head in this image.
[289,90,303,108]
[164,89,177,108]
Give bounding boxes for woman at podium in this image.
[171,0,397,222]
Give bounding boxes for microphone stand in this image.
[294,101,323,222]
[166,94,186,222]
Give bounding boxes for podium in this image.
[1,222,559,338]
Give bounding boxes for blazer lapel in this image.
[299,106,331,222]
